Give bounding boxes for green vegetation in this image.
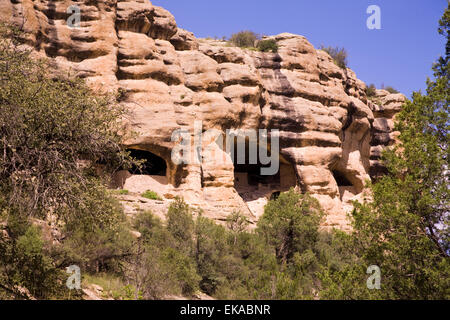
[320,46,348,69]
[365,83,377,98]
[141,190,163,200]
[384,86,399,94]
[320,5,450,299]
[83,273,139,300]
[257,39,279,53]
[0,4,448,300]
[366,84,399,99]
[228,31,278,53]
[229,30,259,48]
[0,24,135,299]
[128,204,200,299]
[117,192,348,300]
[113,189,129,195]
[0,221,72,299]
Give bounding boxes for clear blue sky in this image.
[152,0,447,98]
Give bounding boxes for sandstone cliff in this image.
[0,0,406,229]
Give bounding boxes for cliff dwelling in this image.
[2,0,406,229]
[112,149,169,194]
[232,139,297,218]
[127,149,167,176]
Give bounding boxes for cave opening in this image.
[230,137,298,218]
[332,170,353,187]
[127,149,167,176]
[232,138,280,188]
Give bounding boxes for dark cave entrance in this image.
[332,170,353,187]
[232,138,280,188]
[231,136,297,192]
[127,149,167,176]
[332,169,356,201]
[234,163,281,187]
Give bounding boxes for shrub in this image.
[0,223,73,299]
[257,189,324,264]
[83,273,141,300]
[167,197,195,254]
[320,46,348,69]
[365,83,377,97]
[384,86,399,94]
[229,31,259,48]
[194,215,231,295]
[141,190,162,200]
[161,247,201,296]
[0,23,135,221]
[0,23,136,298]
[133,210,168,243]
[125,194,345,300]
[257,39,279,53]
[60,184,134,273]
[128,209,200,299]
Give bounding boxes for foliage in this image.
[365,83,377,98]
[127,208,200,299]
[122,193,338,300]
[320,46,348,69]
[258,190,324,264]
[257,39,279,53]
[320,5,450,299]
[0,24,134,221]
[0,222,73,299]
[59,184,134,273]
[0,23,135,299]
[229,31,260,48]
[384,86,399,94]
[141,190,162,201]
[167,198,195,241]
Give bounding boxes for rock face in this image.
[1,0,406,229]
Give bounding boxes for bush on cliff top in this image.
[320,45,348,69]
[229,30,260,48]
[257,39,279,53]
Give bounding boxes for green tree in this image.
[0,23,135,299]
[0,23,133,221]
[128,209,200,299]
[194,215,230,294]
[60,184,134,273]
[167,197,195,255]
[320,5,449,300]
[257,189,324,265]
[0,222,73,299]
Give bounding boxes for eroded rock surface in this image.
[0,0,405,229]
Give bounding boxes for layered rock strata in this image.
[0,0,406,228]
